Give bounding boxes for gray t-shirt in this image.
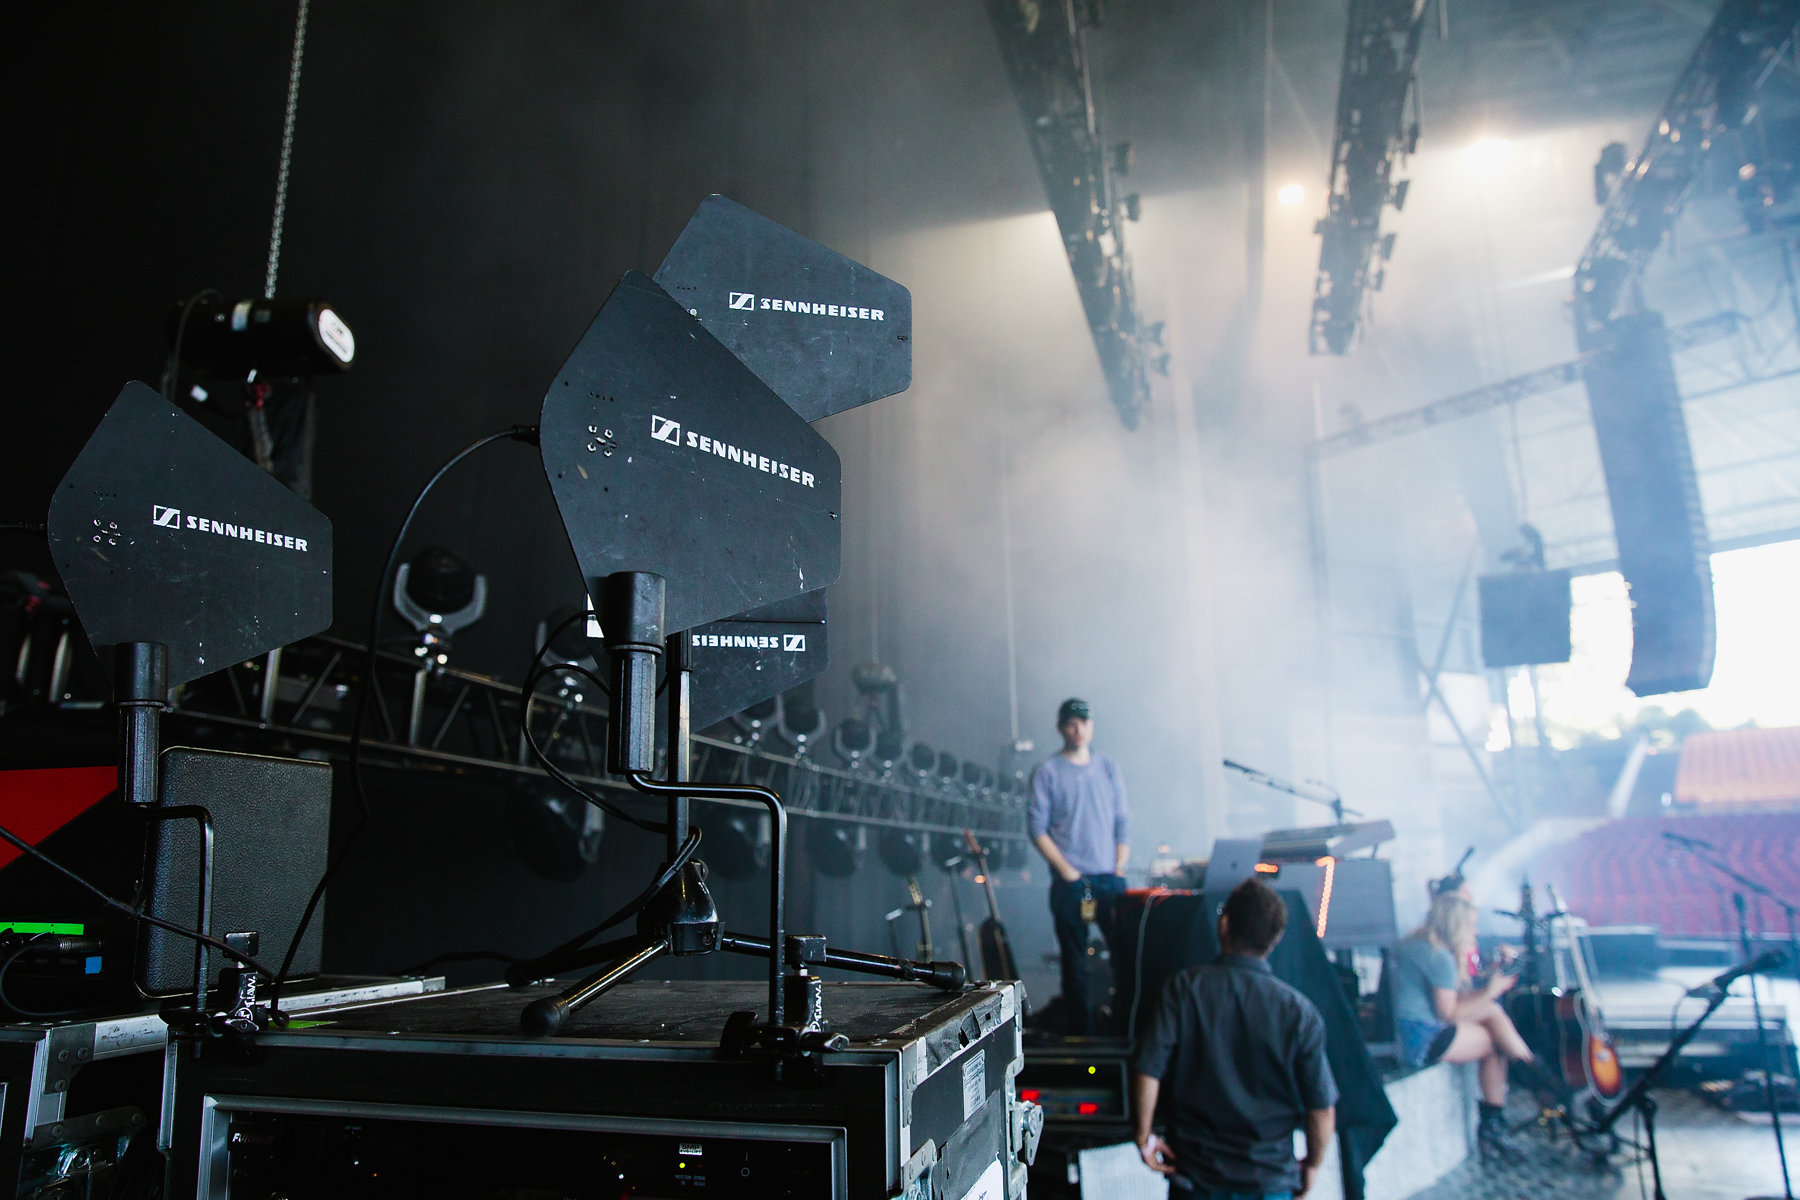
[1028,753,1130,876]
[1390,936,1458,1026]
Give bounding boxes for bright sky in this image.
[1515,539,1800,743]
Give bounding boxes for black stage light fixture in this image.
[506,781,605,882]
[728,696,782,749]
[878,827,928,877]
[873,728,906,773]
[393,547,487,668]
[773,683,827,757]
[831,716,876,768]
[168,295,355,378]
[806,819,861,878]
[705,813,767,881]
[907,742,937,780]
[935,751,961,792]
[960,761,984,794]
[536,603,597,669]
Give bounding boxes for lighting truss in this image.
[160,634,1027,844]
[984,0,1157,428]
[1310,0,1429,355]
[1574,0,1798,345]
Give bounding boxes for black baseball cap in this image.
[1057,698,1091,724]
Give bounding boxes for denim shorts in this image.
[1398,1017,1453,1067]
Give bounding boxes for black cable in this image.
[0,935,96,1020]
[160,287,222,405]
[504,827,703,986]
[517,609,664,836]
[0,822,275,977]
[270,425,539,1011]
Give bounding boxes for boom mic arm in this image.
[1685,947,1793,999]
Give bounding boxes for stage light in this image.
[878,827,929,876]
[1111,141,1134,176]
[960,761,985,794]
[774,685,827,757]
[807,819,861,878]
[831,716,876,767]
[393,547,487,667]
[1379,233,1397,261]
[168,295,355,378]
[1144,321,1166,346]
[728,696,781,749]
[506,781,604,882]
[1277,183,1305,206]
[706,813,766,881]
[1123,193,1143,222]
[1151,353,1172,377]
[873,728,906,772]
[908,742,936,779]
[1464,137,1513,172]
[1389,179,1409,211]
[935,751,961,791]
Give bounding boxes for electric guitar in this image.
[962,829,1020,982]
[1547,884,1625,1105]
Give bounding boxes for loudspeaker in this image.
[139,747,331,995]
[1581,312,1715,696]
[1478,570,1573,667]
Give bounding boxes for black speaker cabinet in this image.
[1478,570,1573,668]
[1582,312,1715,696]
[139,747,331,995]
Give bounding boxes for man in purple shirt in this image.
[1029,697,1131,1034]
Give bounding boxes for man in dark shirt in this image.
[1132,879,1338,1199]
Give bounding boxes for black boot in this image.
[1477,1101,1524,1163]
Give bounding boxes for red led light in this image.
[1078,1102,1100,1116]
[1020,1089,1041,1102]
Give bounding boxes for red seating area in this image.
[1540,814,1800,937]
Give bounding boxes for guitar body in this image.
[963,829,1020,981]
[1557,989,1625,1103]
[979,916,1020,982]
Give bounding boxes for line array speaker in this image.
[1581,312,1715,696]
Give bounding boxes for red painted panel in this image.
[0,767,117,870]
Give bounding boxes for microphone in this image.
[1662,830,1717,850]
[1683,947,1793,998]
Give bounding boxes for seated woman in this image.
[1389,892,1539,1158]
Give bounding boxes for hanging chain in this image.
[264,0,311,300]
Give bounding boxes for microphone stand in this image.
[1222,758,1360,824]
[1664,833,1796,1200]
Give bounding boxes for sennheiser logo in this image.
[648,415,817,489]
[153,503,311,552]
[690,632,810,651]
[730,291,885,322]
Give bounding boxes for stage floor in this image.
[1409,1087,1797,1200]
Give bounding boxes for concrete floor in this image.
[1406,1088,1798,1200]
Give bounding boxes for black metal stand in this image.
[514,574,965,1069]
[1222,758,1358,823]
[1593,982,1739,1200]
[1666,833,1797,1200]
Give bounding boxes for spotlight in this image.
[960,761,984,793]
[1464,137,1513,172]
[168,295,355,378]
[706,813,767,881]
[774,683,827,757]
[1110,141,1134,176]
[1389,179,1409,211]
[506,782,604,882]
[1277,183,1305,206]
[1144,321,1166,346]
[1123,193,1143,222]
[1151,353,1172,377]
[393,547,487,667]
[873,728,906,772]
[729,696,782,749]
[535,604,596,669]
[806,819,861,878]
[908,741,937,779]
[832,716,877,767]
[878,827,929,876]
[1379,232,1398,261]
[935,751,961,791]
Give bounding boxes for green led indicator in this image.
[0,922,86,936]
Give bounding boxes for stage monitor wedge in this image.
[654,195,912,423]
[46,382,333,688]
[688,590,828,732]
[540,272,843,638]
